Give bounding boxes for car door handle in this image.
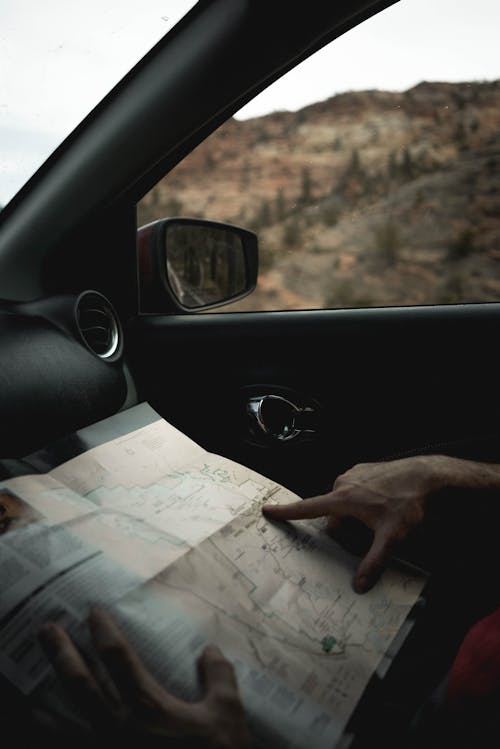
[247,394,317,441]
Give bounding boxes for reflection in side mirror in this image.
[137,217,258,313]
[165,220,256,310]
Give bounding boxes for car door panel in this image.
[127,303,500,498]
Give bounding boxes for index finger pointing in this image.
[262,493,340,521]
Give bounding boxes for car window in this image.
[0,0,196,211]
[137,0,500,311]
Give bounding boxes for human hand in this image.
[263,456,450,593]
[39,607,250,749]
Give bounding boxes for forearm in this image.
[426,454,500,493]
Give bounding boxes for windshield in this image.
[0,0,197,209]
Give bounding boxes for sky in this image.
[0,0,196,206]
[1,0,500,206]
[236,0,500,118]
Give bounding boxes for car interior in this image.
[1,1,499,745]
[1,0,499,486]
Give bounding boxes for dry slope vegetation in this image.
[139,80,500,310]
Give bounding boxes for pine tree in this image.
[300,166,313,203]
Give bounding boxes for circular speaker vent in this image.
[75,291,122,360]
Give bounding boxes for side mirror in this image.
[137,218,258,313]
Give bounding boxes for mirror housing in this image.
[137,218,258,313]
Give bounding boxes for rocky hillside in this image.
[138,80,500,310]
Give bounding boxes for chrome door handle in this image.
[247,395,316,441]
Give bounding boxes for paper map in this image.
[0,404,426,747]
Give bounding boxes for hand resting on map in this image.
[263,454,500,593]
[39,607,250,748]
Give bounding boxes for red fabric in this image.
[446,605,500,708]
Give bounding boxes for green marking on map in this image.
[321,635,336,653]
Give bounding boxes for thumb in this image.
[199,646,238,698]
[354,528,395,593]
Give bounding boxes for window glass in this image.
[0,0,196,210]
[138,0,500,311]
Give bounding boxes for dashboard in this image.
[0,291,129,458]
